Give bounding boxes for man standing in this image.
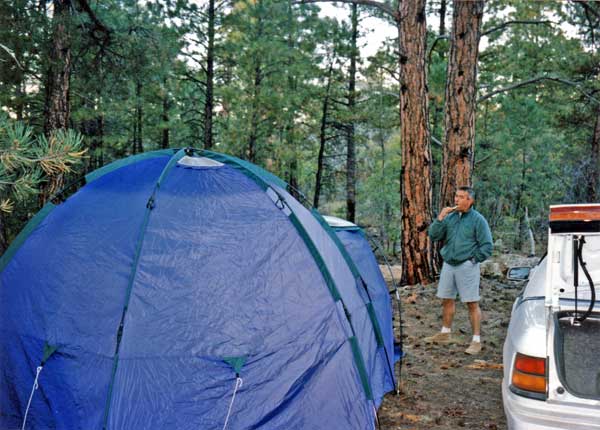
[425,186,493,355]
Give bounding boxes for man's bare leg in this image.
[424,299,457,344]
[465,301,482,355]
[442,299,456,329]
[467,301,481,336]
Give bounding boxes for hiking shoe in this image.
[424,332,454,344]
[465,341,482,355]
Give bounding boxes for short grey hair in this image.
[457,186,475,200]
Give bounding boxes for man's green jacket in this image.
[428,208,493,266]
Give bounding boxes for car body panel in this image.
[503,380,600,430]
[503,215,600,429]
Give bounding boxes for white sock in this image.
[441,326,451,334]
[472,335,481,343]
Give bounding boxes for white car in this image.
[502,204,600,429]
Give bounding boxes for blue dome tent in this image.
[323,215,402,392]
[0,148,398,430]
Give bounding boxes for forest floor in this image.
[378,271,523,430]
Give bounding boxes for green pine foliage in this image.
[1,0,599,257]
[0,115,85,213]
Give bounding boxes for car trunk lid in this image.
[545,205,600,404]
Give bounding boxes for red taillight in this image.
[511,353,547,394]
[514,353,546,375]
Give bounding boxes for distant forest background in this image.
[1,0,599,285]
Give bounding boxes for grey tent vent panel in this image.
[177,156,224,168]
[323,215,357,229]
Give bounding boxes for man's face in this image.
[454,190,474,212]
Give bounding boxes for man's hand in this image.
[437,206,458,221]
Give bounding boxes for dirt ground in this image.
[378,273,523,430]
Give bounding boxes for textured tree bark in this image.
[247,6,264,164]
[0,212,8,256]
[40,0,72,205]
[399,0,435,285]
[133,80,143,154]
[161,95,170,149]
[15,81,25,121]
[203,0,215,149]
[44,0,71,135]
[131,109,138,154]
[247,61,262,164]
[587,107,600,201]
[346,3,358,222]
[314,62,334,209]
[439,0,447,36]
[284,0,300,199]
[81,107,104,172]
[439,0,484,209]
[14,24,25,121]
[514,149,526,251]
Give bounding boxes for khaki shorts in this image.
[437,260,480,302]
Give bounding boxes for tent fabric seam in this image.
[330,225,362,232]
[199,150,376,401]
[85,149,176,183]
[1,150,177,274]
[312,209,362,279]
[101,148,185,430]
[349,336,374,400]
[0,148,387,422]
[311,209,390,368]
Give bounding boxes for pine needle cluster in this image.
[0,115,86,213]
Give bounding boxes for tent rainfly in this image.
[0,148,400,430]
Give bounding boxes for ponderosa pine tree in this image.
[439,0,484,209]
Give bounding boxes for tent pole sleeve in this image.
[101,149,185,430]
[199,151,376,401]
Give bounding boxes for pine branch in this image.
[573,0,600,21]
[0,43,24,70]
[427,35,449,68]
[475,153,493,165]
[482,20,553,37]
[379,65,400,82]
[478,76,600,104]
[75,0,112,44]
[431,135,442,147]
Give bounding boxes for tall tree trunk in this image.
[285,0,299,196]
[587,107,600,201]
[40,0,72,205]
[514,149,526,250]
[247,6,264,163]
[81,105,103,173]
[161,93,170,149]
[247,61,262,163]
[430,0,447,214]
[15,82,25,121]
[203,0,215,149]
[379,129,390,251]
[132,110,138,155]
[0,212,8,256]
[439,0,484,208]
[346,3,358,222]
[398,0,435,285]
[524,206,535,256]
[96,115,104,168]
[14,25,25,121]
[44,0,71,135]
[314,63,334,209]
[288,160,299,198]
[439,0,447,36]
[135,80,143,154]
